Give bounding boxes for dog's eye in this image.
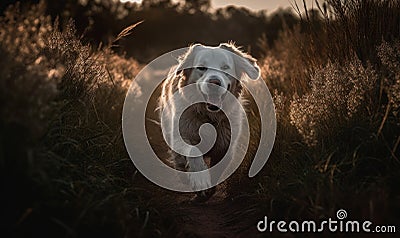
[196,66,208,71]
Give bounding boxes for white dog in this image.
[159,43,260,201]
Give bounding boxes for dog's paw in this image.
[192,187,216,203]
[188,171,211,191]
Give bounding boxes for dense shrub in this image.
[0,2,175,237]
[289,59,377,146]
[378,40,400,117]
[252,0,400,226]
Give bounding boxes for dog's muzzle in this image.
[203,77,226,112]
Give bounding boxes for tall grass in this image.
[250,0,400,227]
[0,2,177,237]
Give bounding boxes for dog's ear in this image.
[219,43,260,80]
[176,43,204,74]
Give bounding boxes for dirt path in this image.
[172,185,261,238]
[146,131,260,237]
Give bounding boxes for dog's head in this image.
[175,43,260,112]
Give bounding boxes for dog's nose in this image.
[208,77,222,86]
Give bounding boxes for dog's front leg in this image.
[170,137,211,191]
[186,147,211,192]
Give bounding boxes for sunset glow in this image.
[119,0,320,12]
[120,0,143,4]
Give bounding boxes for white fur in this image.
[159,43,260,195]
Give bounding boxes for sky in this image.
[212,0,318,12]
[120,0,320,12]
